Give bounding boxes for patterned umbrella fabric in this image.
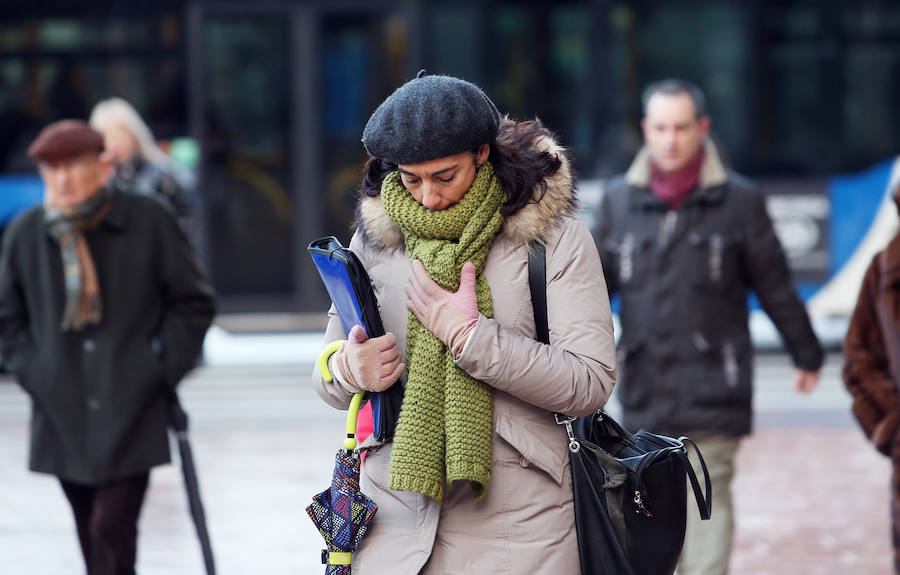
[307,449,378,574]
[307,390,377,573]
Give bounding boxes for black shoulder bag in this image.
[527,243,712,575]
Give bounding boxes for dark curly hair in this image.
[359,118,563,217]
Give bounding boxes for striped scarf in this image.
[44,187,112,331]
[381,161,506,504]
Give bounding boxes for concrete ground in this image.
[0,352,892,574]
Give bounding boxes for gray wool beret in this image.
[362,72,501,165]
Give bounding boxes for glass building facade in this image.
[1,1,898,315]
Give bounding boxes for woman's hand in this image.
[332,325,405,392]
[406,259,479,357]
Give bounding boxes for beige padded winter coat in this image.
[311,135,616,574]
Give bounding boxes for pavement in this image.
[0,346,893,575]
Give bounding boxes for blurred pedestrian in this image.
[592,79,824,575]
[843,184,900,573]
[0,120,215,575]
[312,72,616,573]
[89,97,204,257]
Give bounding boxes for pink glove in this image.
[406,260,479,358]
[332,325,406,392]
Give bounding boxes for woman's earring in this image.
[475,162,483,171]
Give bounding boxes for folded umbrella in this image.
[307,392,378,574]
[168,390,217,575]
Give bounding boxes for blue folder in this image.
[308,236,402,442]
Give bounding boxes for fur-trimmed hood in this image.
[355,125,577,251]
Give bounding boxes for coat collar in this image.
[626,140,728,189]
[102,188,127,231]
[624,140,729,210]
[43,187,127,239]
[356,131,577,250]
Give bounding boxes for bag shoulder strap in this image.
[527,243,549,345]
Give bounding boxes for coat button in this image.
[519,455,530,468]
[83,339,96,353]
[87,398,101,411]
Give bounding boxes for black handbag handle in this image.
[527,242,712,521]
[631,439,711,521]
[677,437,713,520]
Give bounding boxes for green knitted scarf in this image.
[381,161,506,504]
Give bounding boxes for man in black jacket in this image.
[593,80,824,575]
[0,120,215,575]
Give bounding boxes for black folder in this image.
[308,236,403,442]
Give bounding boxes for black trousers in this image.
[59,473,150,575]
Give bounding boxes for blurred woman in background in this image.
[90,97,202,257]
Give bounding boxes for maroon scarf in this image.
[649,150,704,210]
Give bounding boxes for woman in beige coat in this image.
[312,73,616,574]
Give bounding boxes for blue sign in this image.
[0,175,43,228]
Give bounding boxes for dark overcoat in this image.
[0,189,215,484]
[843,231,900,571]
[593,142,823,436]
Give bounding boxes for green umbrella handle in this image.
[345,392,364,451]
[317,340,344,384]
[316,339,365,452]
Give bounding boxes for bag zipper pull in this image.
[634,490,654,517]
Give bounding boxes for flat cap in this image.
[27,120,104,163]
[362,72,500,165]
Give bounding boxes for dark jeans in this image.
[59,473,150,575]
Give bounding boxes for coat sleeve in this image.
[154,207,216,387]
[843,255,900,455]
[591,189,620,298]
[0,222,36,385]
[742,187,824,371]
[456,218,617,416]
